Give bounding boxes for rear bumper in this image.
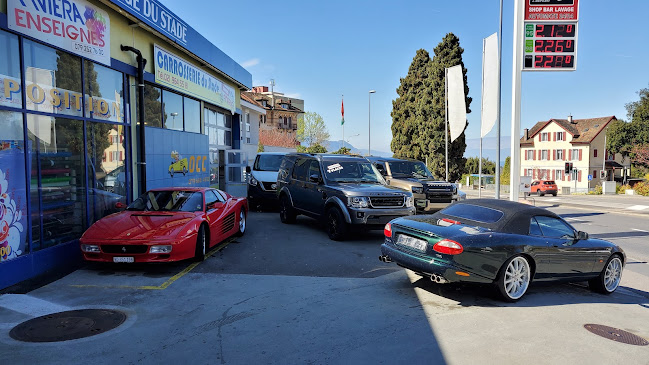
[380,241,492,284]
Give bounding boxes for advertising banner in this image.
[8,0,111,66]
[0,143,28,262]
[154,45,235,113]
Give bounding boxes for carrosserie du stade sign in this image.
[8,0,111,66]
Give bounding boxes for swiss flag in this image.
[341,99,344,117]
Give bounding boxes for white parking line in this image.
[0,294,70,317]
[632,228,649,233]
[627,205,649,211]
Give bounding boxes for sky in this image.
[163,0,649,157]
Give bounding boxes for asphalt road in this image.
[1,206,648,364]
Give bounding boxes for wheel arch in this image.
[324,196,352,224]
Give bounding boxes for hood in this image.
[83,211,199,241]
[251,170,280,183]
[327,182,411,196]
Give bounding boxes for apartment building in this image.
[520,116,629,193]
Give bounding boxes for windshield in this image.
[323,161,386,184]
[254,154,285,171]
[388,160,433,179]
[126,190,204,212]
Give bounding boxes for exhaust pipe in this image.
[379,255,392,263]
[430,274,447,284]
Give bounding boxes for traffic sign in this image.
[588,174,592,181]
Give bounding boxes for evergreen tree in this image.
[427,33,472,182]
[501,156,511,185]
[390,34,471,182]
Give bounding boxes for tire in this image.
[279,195,297,224]
[552,193,557,197]
[589,254,623,294]
[538,190,544,196]
[236,208,246,237]
[495,255,531,302]
[194,224,207,262]
[326,207,348,241]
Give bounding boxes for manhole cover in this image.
[10,309,127,343]
[584,324,649,346]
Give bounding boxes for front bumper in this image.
[380,241,491,284]
[348,206,416,226]
[80,237,195,263]
[413,192,460,212]
[247,183,278,203]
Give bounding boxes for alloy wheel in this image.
[604,257,622,292]
[503,257,530,300]
[239,210,246,233]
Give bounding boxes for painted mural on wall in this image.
[145,128,209,190]
[0,143,28,262]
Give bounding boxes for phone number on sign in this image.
[157,71,188,89]
[74,43,104,56]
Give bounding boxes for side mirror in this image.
[577,231,589,240]
[115,202,126,210]
[246,166,251,174]
[309,174,320,183]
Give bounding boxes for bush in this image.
[617,184,632,194]
[588,184,603,195]
[634,181,649,196]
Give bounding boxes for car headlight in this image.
[348,196,369,208]
[411,186,424,194]
[249,177,258,186]
[150,245,172,254]
[81,244,100,253]
[406,196,414,208]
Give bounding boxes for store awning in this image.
[605,161,624,169]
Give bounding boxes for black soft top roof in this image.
[428,199,561,235]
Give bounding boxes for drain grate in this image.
[10,309,127,343]
[584,324,649,346]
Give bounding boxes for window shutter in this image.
[563,149,566,161]
[594,149,598,158]
[593,170,597,179]
[120,151,123,161]
[120,135,124,143]
[552,170,555,179]
[578,170,582,182]
[525,150,528,160]
[579,149,582,161]
[533,150,536,160]
[109,153,113,162]
[553,132,556,141]
[553,150,556,160]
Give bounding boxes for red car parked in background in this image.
[80,187,247,263]
[529,180,558,196]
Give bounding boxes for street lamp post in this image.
[368,90,376,156]
[170,112,178,129]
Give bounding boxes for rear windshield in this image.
[544,181,556,185]
[441,203,504,223]
[254,154,284,171]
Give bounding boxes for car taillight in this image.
[433,239,463,255]
[384,223,392,238]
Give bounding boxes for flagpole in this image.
[445,67,449,182]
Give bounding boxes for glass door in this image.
[224,150,247,197]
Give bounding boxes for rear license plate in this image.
[113,257,134,263]
[396,234,427,252]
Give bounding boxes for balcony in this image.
[277,122,296,130]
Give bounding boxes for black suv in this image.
[277,153,415,240]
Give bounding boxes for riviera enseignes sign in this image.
[154,44,235,113]
[8,0,111,66]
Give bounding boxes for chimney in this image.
[524,128,529,140]
[568,114,573,124]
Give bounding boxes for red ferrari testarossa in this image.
[80,187,247,263]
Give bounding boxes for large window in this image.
[163,89,184,131]
[23,39,83,117]
[0,30,22,109]
[27,115,86,250]
[0,110,28,262]
[143,84,163,128]
[84,60,124,123]
[184,97,201,133]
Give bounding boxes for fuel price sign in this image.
[523,0,579,71]
[523,22,577,70]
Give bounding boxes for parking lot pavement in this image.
[2,210,649,364]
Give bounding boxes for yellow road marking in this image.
[69,238,236,290]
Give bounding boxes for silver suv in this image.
[276,154,415,240]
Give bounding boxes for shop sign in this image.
[111,0,187,46]
[8,0,111,66]
[154,45,235,113]
[1,73,122,122]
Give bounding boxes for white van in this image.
[246,152,287,208]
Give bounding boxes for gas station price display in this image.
[524,22,577,71]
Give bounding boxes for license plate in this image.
[396,234,427,252]
[113,257,134,263]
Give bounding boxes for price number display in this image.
[524,22,577,71]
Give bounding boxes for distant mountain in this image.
[325,140,392,157]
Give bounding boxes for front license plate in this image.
[113,257,134,263]
[396,234,427,252]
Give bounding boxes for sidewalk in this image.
[464,189,649,216]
